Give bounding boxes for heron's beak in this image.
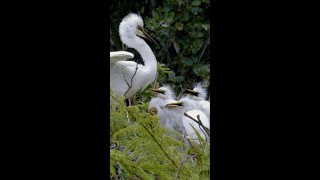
[151,89,165,94]
[137,27,159,46]
[185,89,199,97]
[165,102,183,108]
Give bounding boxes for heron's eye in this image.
[137,26,143,31]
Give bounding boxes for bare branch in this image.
[184,112,210,137]
[197,115,209,143]
[198,34,210,64]
[124,62,139,98]
[174,155,187,180]
[197,115,210,136]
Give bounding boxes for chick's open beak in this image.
[151,89,165,94]
[137,27,159,46]
[185,89,199,96]
[165,102,183,108]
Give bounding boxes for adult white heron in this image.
[110,13,158,101]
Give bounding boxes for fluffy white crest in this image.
[119,13,144,48]
[157,85,176,99]
[192,82,208,100]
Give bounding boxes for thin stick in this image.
[184,112,210,136]
[124,62,139,98]
[174,155,187,180]
[198,34,210,64]
[197,115,209,143]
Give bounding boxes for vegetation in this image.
[110,0,211,179]
[110,93,210,179]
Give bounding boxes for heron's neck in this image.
[134,41,157,69]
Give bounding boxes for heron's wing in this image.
[115,60,154,94]
[139,72,157,92]
[139,80,153,92]
[110,51,134,65]
[115,61,139,71]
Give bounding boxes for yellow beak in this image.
[185,89,199,96]
[151,89,165,94]
[137,27,159,46]
[165,102,183,108]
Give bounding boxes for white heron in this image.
[148,86,176,129]
[184,83,210,119]
[110,13,158,101]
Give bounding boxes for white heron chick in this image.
[183,110,210,144]
[110,13,158,100]
[184,83,210,119]
[148,86,176,128]
[161,99,185,133]
[164,102,210,145]
[185,83,208,101]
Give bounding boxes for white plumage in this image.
[164,99,210,145]
[110,51,134,66]
[162,99,185,133]
[182,109,210,144]
[110,13,157,100]
[149,86,175,124]
[184,83,210,119]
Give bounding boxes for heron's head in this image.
[185,83,207,101]
[119,13,157,47]
[151,85,175,99]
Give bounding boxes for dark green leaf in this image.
[192,0,202,6]
[193,64,210,77]
[181,58,193,66]
[197,32,204,38]
[181,12,191,22]
[175,76,185,82]
[201,23,210,31]
[163,5,171,13]
[167,12,175,24]
[191,7,203,15]
[171,38,180,53]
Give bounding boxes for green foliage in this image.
[110,96,210,179]
[144,0,210,93]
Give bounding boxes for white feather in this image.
[183,109,210,144]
